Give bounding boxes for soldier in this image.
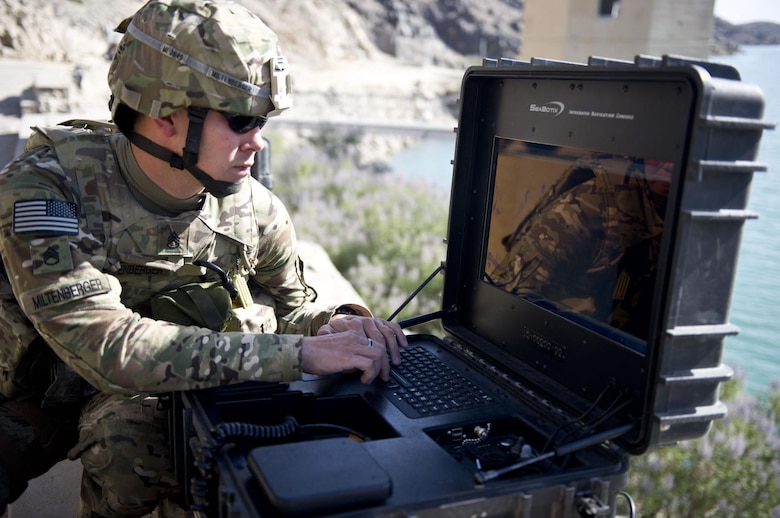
[486,152,671,340]
[0,1,407,516]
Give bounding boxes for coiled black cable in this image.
[188,416,300,512]
[214,415,300,441]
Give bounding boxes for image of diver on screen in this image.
[484,138,672,341]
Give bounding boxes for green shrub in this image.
[270,130,449,335]
[626,375,780,517]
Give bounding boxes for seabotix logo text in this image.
[529,101,565,117]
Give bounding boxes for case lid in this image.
[438,55,774,454]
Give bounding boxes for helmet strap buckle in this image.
[183,107,208,161]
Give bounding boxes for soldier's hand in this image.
[318,315,407,370]
[301,331,397,384]
[304,316,408,383]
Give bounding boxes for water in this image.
[718,46,780,392]
[391,46,780,392]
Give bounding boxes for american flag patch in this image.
[13,199,79,235]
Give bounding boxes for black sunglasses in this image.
[217,111,268,134]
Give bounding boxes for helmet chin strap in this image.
[128,107,243,198]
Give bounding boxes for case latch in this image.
[576,494,611,517]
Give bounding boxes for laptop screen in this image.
[483,139,672,353]
[441,67,698,436]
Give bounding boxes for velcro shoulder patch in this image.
[21,274,112,315]
[13,199,79,235]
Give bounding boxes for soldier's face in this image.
[645,159,673,197]
[195,110,266,184]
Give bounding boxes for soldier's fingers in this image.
[362,337,391,382]
[375,325,402,365]
[353,344,384,384]
[316,324,335,335]
[386,321,408,348]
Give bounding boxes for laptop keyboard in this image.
[382,345,495,418]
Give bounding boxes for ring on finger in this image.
[368,338,374,348]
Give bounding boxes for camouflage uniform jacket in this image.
[0,123,342,397]
[487,156,664,334]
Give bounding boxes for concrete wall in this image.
[521,0,716,62]
[521,0,572,60]
[644,0,716,58]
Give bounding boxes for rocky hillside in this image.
[3,0,777,70]
[0,0,522,68]
[0,0,777,156]
[712,17,780,54]
[715,18,780,46]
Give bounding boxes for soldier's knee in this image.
[79,456,168,517]
[78,432,180,517]
[74,395,179,517]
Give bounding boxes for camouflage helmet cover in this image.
[108,0,292,119]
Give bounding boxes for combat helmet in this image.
[108,0,292,197]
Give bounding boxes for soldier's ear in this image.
[152,114,178,138]
[152,108,192,138]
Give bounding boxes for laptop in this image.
[171,55,772,517]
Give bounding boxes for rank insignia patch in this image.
[157,222,190,256]
[31,236,74,275]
